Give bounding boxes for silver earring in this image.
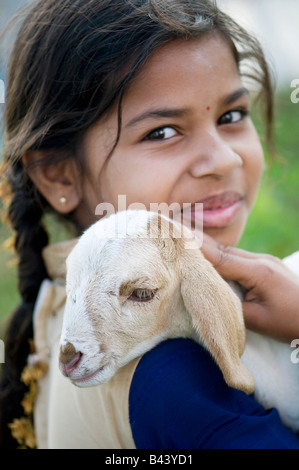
[59,196,67,205]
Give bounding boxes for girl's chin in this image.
[203,225,245,247]
[177,216,244,248]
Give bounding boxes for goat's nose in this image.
[59,342,82,376]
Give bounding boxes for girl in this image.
[0,0,299,449]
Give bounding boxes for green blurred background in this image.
[241,89,299,256]
[0,88,298,326]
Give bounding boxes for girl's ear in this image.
[22,151,82,214]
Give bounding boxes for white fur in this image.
[59,210,299,432]
[242,331,299,431]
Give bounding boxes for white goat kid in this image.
[59,210,299,432]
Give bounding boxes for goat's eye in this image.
[129,288,156,302]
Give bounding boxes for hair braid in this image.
[8,163,49,303]
[0,162,49,448]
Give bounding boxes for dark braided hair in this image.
[0,166,49,447]
[0,0,275,448]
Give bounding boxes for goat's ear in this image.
[179,244,255,395]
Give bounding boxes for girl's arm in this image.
[200,236,299,343]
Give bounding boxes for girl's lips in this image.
[190,192,243,228]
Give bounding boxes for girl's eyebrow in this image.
[125,87,249,128]
[223,87,249,105]
[125,108,189,128]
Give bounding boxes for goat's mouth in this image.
[70,364,108,387]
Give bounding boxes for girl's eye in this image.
[129,288,157,302]
[144,126,177,141]
[218,109,248,125]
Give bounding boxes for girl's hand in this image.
[199,234,299,343]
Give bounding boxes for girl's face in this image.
[78,34,264,246]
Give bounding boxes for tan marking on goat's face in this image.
[119,277,158,298]
[147,214,186,262]
[60,342,77,364]
[119,279,142,298]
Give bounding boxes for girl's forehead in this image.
[130,33,236,81]
[122,34,242,117]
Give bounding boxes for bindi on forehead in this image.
[206,106,210,110]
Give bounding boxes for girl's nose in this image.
[188,131,242,179]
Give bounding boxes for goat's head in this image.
[59,210,254,394]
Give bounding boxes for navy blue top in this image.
[129,338,299,449]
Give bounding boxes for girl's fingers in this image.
[199,233,285,284]
[200,239,257,287]
[241,302,267,332]
[201,232,276,261]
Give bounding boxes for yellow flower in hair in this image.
[9,417,36,449]
[21,382,38,415]
[9,357,48,449]
[21,362,48,385]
